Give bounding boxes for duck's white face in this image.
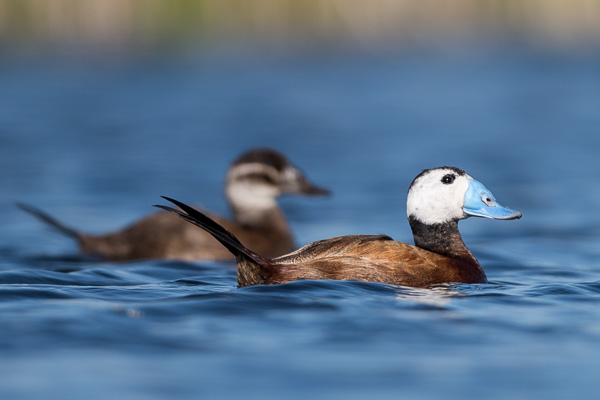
[407,167,521,225]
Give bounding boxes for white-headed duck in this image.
[156,166,521,287]
[18,148,330,261]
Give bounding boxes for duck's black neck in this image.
[408,217,475,261]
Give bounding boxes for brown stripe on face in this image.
[239,172,279,186]
[227,162,281,187]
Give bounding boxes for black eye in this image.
[441,174,455,184]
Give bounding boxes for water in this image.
[1,47,600,399]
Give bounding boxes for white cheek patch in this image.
[226,182,278,211]
[406,171,470,225]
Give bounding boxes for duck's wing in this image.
[271,234,391,262]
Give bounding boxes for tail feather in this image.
[16,202,80,239]
[154,196,269,266]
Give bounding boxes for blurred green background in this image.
[2,0,599,51]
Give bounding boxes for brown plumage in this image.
[239,235,485,288]
[18,148,329,261]
[156,166,521,288]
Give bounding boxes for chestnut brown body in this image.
[237,234,486,288]
[76,207,295,261]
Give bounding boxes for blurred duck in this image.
[19,148,330,261]
[156,166,521,288]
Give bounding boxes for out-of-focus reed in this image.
[1,0,599,49]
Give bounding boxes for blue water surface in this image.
[1,47,600,399]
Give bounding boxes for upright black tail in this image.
[16,202,81,239]
[154,196,269,266]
